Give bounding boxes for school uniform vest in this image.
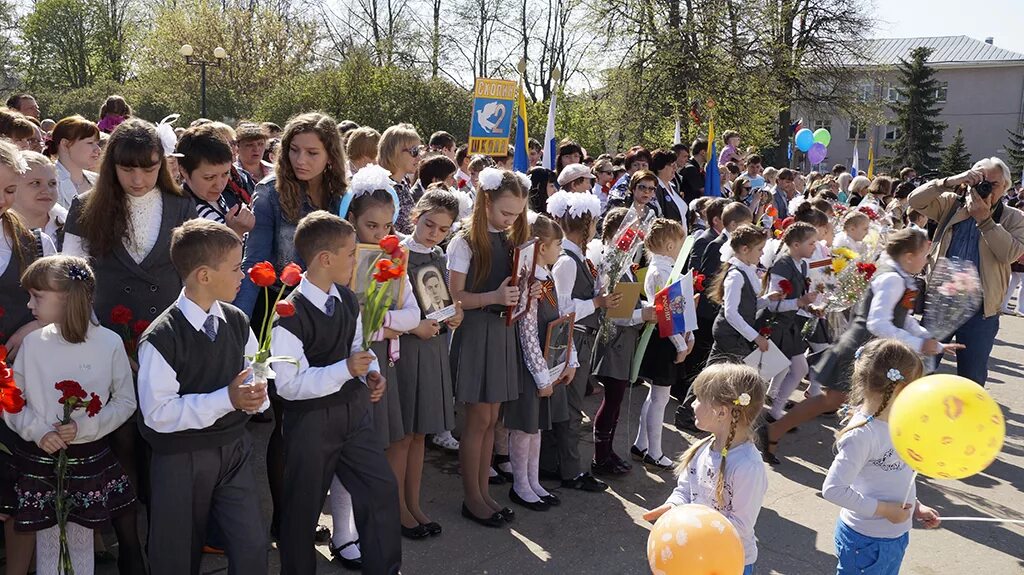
[466,231,512,313]
[65,192,196,327]
[755,255,810,356]
[712,266,758,345]
[275,288,362,411]
[562,250,599,331]
[0,230,42,343]
[139,304,251,453]
[845,265,910,345]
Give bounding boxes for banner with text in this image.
[469,78,516,157]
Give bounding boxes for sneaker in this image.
[431,431,460,453]
[1002,307,1015,315]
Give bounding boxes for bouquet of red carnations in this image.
[595,205,656,342]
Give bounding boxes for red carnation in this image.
[279,263,302,287]
[110,305,133,326]
[759,326,773,337]
[458,178,467,189]
[275,300,296,318]
[856,262,877,281]
[55,380,87,404]
[248,262,277,287]
[85,393,102,417]
[693,273,706,293]
[0,367,14,388]
[131,320,150,337]
[778,279,793,296]
[616,228,638,251]
[0,385,24,414]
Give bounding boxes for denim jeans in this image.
[948,309,999,386]
[834,520,909,575]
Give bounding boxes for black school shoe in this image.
[509,488,550,511]
[540,493,561,506]
[329,540,363,571]
[461,503,505,528]
[561,472,608,492]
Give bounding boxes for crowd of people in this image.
[1,91,1023,575]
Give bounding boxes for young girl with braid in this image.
[822,339,941,575]
[643,363,768,575]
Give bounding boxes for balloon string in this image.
[939,517,1024,524]
[902,471,918,507]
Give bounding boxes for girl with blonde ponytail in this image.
[643,363,768,575]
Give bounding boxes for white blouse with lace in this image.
[519,267,579,389]
[124,189,163,263]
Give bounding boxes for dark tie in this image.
[202,315,217,341]
[325,296,336,317]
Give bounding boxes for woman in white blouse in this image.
[44,115,101,210]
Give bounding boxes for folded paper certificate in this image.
[744,340,789,381]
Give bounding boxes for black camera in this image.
[976,179,994,199]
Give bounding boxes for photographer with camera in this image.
[909,157,1024,386]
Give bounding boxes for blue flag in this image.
[704,141,721,197]
[513,84,530,173]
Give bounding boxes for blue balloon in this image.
[795,129,814,153]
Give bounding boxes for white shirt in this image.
[44,204,68,241]
[822,413,916,539]
[666,441,767,565]
[7,324,136,444]
[55,160,96,210]
[644,253,691,351]
[865,258,931,352]
[136,292,267,433]
[124,189,163,263]
[271,277,381,401]
[0,230,57,276]
[723,257,772,341]
[552,238,597,322]
[833,232,865,257]
[592,182,609,212]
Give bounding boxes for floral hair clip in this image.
[546,190,601,220]
[886,368,904,382]
[854,345,865,359]
[338,164,400,225]
[67,263,92,282]
[478,167,504,191]
[733,393,751,407]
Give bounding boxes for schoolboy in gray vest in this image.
[270,211,401,575]
[136,219,269,575]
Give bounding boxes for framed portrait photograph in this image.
[507,238,539,326]
[544,313,575,382]
[412,262,457,322]
[350,243,407,306]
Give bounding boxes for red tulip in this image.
[693,273,706,293]
[379,235,401,256]
[778,279,793,296]
[0,385,24,414]
[110,305,133,326]
[275,300,296,318]
[132,320,151,337]
[248,262,277,287]
[280,263,302,287]
[86,393,102,417]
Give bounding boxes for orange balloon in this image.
[647,504,745,575]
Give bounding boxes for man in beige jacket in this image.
[909,157,1024,385]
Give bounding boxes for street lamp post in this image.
[179,44,227,119]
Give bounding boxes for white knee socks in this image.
[634,385,671,460]
[509,430,540,502]
[329,478,361,559]
[770,354,809,419]
[37,523,94,575]
[527,432,550,498]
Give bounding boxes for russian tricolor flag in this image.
[513,83,530,173]
[655,277,689,338]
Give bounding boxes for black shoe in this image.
[461,503,504,528]
[509,488,550,511]
[643,453,674,471]
[538,468,561,481]
[540,493,561,507]
[757,424,782,466]
[763,413,798,433]
[592,459,630,477]
[609,452,633,471]
[498,506,515,522]
[314,524,332,544]
[421,521,442,536]
[488,472,507,485]
[629,445,647,461]
[493,455,514,482]
[329,540,363,570]
[401,523,431,539]
[561,472,608,492]
[674,412,701,433]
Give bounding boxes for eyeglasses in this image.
[403,145,422,158]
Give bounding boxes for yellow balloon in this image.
[889,374,1005,479]
[647,504,745,575]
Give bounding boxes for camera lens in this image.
[976,180,993,199]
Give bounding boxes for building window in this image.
[885,125,902,141]
[935,81,948,103]
[885,83,904,103]
[813,119,832,132]
[849,122,867,141]
[855,81,874,102]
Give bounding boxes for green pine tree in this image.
[885,47,947,172]
[1007,127,1024,178]
[937,127,971,175]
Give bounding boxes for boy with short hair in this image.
[271,211,400,575]
[175,125,256,236]
[137,219,269,575]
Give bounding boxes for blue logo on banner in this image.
[471,98,513,139]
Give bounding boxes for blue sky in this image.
[874,0,1024,54]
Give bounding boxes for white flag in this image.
[542,91,558,170]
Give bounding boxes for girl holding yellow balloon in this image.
[823,339,942,575]
[643,364,767,575]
